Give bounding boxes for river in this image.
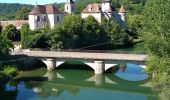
[1,61,159,100]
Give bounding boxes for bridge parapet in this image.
[15,50,147,75]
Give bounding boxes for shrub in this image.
[0,72,9,85]
[2,65,18,78]
[2,24,20,41]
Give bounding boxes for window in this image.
[67,6,68,10]
[37,16,40,21]
[44,16,46,21]
[57,16,59,22]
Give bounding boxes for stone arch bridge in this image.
[14,50,147,75]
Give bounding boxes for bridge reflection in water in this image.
[5,66,158,100]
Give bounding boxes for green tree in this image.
[61,15,84,49]
[81,15,101,48]
[15,6,31,20]
[0,34,13,55]
[48,26,63,50]
[62,14,84,36]
[20,24,30,35]
[140,0,170,99]
[0,25,2,33]
[2,24,20,41]
[127,14,144,34]
[20,24,30,45]
[108,20,130,48]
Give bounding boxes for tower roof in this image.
[66,0,74,4]
[101,0,111,3]
[119,5,126,13]
[82,3,101,13]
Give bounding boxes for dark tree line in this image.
[19,15,133,50]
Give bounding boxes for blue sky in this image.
[0,0,64,5]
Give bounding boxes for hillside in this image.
[0,0,145,21]
[0,3,33,20]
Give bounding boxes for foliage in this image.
[140,0,170,99]
[48,26,63,50]
[101,17,133,49]
[22,15,133,50]
[0,3,33,20]
[81,15,107,49]
[22,31,49,49]
[2,65,18,78]
[0,72,9,85]
[0,34,13,55]
[127,14,144,34]
[62,15,84,36]
[20,23,30,38]
[15,6,31,20]
[0,25,2,33]
[2,24,20,41]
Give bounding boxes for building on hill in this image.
[29,0,76,30]
[64,0,75,14]
[29,5,64,30]
[81,0,126,29]
[29,0,126,30]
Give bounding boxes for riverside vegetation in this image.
[0,0,170,99]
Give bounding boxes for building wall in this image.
[29,15,36,30]
[118,12,126,22]
[54,14,63,26]
[29,14,47,30]
[81,13,102,22]
[65,3,74,14]
[47,14,55,28]
[101,2,110,12]
[0,20,28,29]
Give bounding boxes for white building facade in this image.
[29,0,126,30]
[29,5,64,30]
[29,0,75,30]
[81,0,126,29]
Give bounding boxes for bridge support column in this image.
[47,59,56,71]
[95,74,105,86]
[94,61,104,75]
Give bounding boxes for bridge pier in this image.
[46,59,56,71]
[94,74,105,86]
[94,61,104,75]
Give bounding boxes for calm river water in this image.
[3,62,159,100]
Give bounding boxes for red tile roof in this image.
[29,5,61,15]
[82,3,101,13]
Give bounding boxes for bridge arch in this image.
[55,60,95,71]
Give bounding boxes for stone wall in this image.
[0,20,28,29]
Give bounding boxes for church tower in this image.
[101,0,111,12]
[65,0,75,14]
[118,5,126,22]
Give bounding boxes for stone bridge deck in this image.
[14,50,147,74]
[14,51,147,61]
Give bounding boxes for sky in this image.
[0,0,65,5]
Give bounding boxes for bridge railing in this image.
[28,48,146,54]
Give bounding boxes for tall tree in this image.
[0,34,13,55]
[2,24,20,41]
[15,6,31,20]
[141,0,170,99]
